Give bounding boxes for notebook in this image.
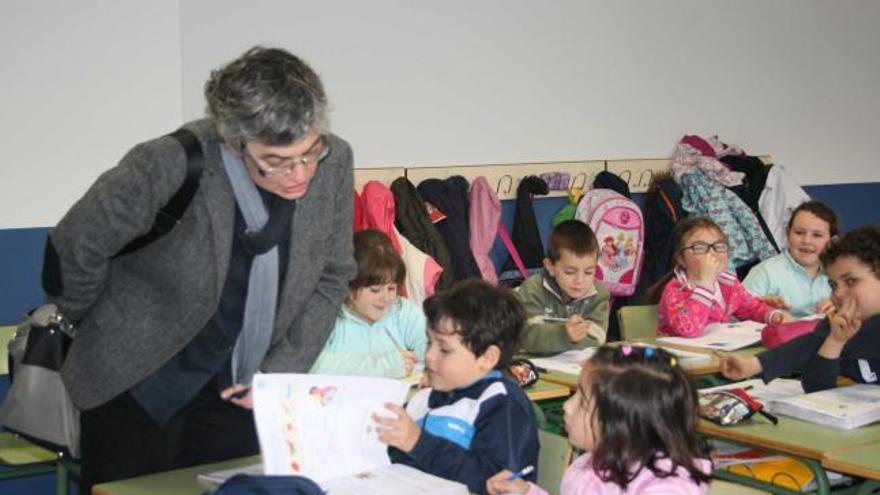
[199,374,467,494]
[766,384,880,430]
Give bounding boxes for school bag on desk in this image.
[575,188,645,297]
[0,128,204,458]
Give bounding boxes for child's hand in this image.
[372,403,421,453]
[220,384,253,410]
[565,315,589,342]
[486,470,529,495]
[695,252,725,287]
[816,299,836,314]
[769,311,795,325]
[828,298,863,345]
[400,350,417,376]
[758,295,790,310]
[715,352,763,380]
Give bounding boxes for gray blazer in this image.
[52,119,355,409]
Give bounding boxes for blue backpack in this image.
[208,474,324,495]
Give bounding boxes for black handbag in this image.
[0,128,204,458]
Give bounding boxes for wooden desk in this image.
[822,442,880,480]
[536,341,761,391]
[700,417,880,494]
[92,455,261,495]
[526,379,570,402]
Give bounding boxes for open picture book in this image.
[198,374,468,495]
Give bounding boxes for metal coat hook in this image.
[495,174,513,196]
[636,169,654,188]
[570,172,587,191]
[618,169,632,185]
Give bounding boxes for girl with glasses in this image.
[650,217,793,338]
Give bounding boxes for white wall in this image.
[3,0,880,228]
[0,1,181,228]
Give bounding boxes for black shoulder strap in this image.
[112,128,204,258]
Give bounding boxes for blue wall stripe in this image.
[1,182,878,325]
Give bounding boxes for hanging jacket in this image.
[417,178,481,281]
[353,189,367,231]
[468,177,501,284]
[720,155,779,254]
[395,225,443,306]
[360,180,443,303]
[678,169,777,268]
[391,177,455,290]
[759,164,811,251]
[593,170,631,198]
[635,171,688,300]
[502,176,549,272]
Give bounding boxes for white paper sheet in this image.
[531,348,596,375]
[658,320,765,351]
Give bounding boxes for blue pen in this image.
[506,465,534,481]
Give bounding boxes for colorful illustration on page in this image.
[279,391,303,473]
[309,385,338,406]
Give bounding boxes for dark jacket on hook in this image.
[593,170,631,198]
[637,171,687,302]
[417,177,481,281]
[502,176,549,273]
[390,177,455,290]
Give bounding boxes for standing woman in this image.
[46,47,355,490]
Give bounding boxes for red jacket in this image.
[658,268,777,337]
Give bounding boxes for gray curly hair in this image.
[204,46,328,148]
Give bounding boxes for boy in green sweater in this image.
[515,220,610,355]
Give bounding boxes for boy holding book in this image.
[515,220,610,355]
[373,280,539,495]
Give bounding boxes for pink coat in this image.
[525,454,711,495]
[468,177,501,285]
[360,180,442,302]
[658,268,777,338]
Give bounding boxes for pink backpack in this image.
[575,189,645,297]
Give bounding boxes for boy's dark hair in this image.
[350,229,406,291]
[423,279,525,368]
[585,345,711,489]
[820,225,880,274]
[547,220,599,262]
[788,200,840,238]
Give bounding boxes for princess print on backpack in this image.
[576,189,644,297]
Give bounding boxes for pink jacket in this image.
[360,180,442,302]
[468,176,501,285]
[658,268,777,338]
[525,454,711,495]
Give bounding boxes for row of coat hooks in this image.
[353,155,771,201]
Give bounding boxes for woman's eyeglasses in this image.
[241,136,330,178]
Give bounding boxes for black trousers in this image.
[79,377,259,492]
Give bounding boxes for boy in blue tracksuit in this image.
[373,280,539,495]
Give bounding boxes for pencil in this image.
[382,326,405,351]
[506,465,535,481]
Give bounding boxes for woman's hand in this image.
[220,384,253,410]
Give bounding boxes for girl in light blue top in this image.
[311,229,427,378]
[743,200,838,317]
